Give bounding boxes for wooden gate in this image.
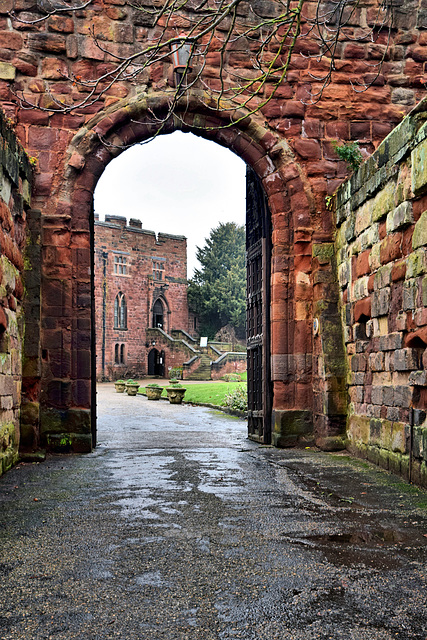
[246,167,272,443]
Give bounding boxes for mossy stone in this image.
[412,210,427,249]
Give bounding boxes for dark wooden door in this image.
[246,167,272,444]
[148,348,164,376]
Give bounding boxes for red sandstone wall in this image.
[2,1,427,214]
[94,215,188,380]
[211,358,247,381]
[0,109,32,475]
[335,102,427,487]
[1,0,427,449]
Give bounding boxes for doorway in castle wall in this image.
[148,349,165,377]
[93,131,272,442]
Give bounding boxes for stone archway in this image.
[27,90,346,452]
[151,295,170,333]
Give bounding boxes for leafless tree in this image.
[10,0,396,135]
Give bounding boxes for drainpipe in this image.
[101,251,108,380]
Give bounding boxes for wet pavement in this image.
[1,383,427,639]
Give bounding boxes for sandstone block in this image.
[406,248,427,278]
[48,15,74,33]
[414,307,427,327]
[372,182,396,222]
[349,385,364,404]
[27,33,67,53]
[385,421,408,454]
[393,385,413,408]
[412,140,427,195]
[283,101,305,119]
[359,225,379,252]
[293,138,321,160]
[345,214,356,243]
[408,45,427,61]
[369,243,381,270]
[347,415,370,444]
[352,372,365,385]
[338,260,350,287]
[367,403,382,418]
[387,406,400,421]
[391,261,406,282]
[394,348,419,371]
[412,210,427,249]
[350,353,367,372]
[355,202,371,236]
[371,287,391,317]
[386,201,413,233]
[371,386,383,404]
[0,31,23,50]
[382,386,394,406]
[354,297,371,322]
[355,250,370,277]
[369,353,385,372]
[374,264,391,290]
[41,58,68,80]
[402,279,418,310]
[352,276,369,300]
[380,233,402,264]
[0,63,16,81]
[379,332,403,351]
[369,418,382,447]
[412,426,425,460]
[409,370,427,386]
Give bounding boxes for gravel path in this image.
[0,384,426,639]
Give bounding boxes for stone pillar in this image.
[312,242,348,450]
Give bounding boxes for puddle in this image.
[283,526,427,548]
[282,526,427,569]
[309,529,405,546]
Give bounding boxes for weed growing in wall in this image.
[333,141,363,172]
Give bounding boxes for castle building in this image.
[94,214,192,380]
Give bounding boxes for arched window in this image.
[114,343,125,364]
[114,292,127,329]
[153,299,164,329]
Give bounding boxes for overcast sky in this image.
[94,131,246,277]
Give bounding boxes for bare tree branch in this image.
[9,0,396,132]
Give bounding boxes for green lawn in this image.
[139,380,247,406]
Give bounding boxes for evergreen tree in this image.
[188,222,246,339]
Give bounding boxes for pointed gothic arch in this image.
[150,293,170,333]
[152,297,166,331]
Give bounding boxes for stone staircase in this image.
[185,354,212,380]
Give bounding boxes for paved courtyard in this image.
[0,384,426,639]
